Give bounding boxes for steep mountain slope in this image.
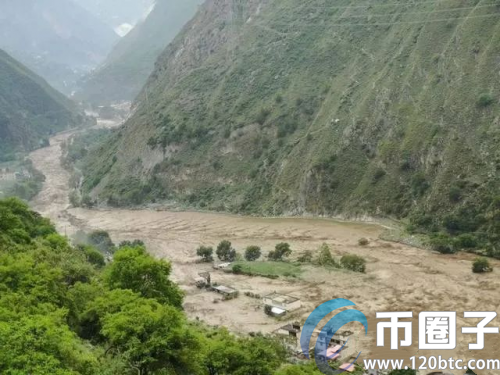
[0,49,86,160]
[0,0,118,94]
[82,0,500,247]
[77,0,203,104]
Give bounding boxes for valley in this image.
[30,122,500,370]
[4,0,499,372]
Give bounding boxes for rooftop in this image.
[278,323,301,334]
[213,285,238,294]
[264,292,300,304]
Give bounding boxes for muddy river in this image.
[29,123,500,372]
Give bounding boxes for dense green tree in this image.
[315,243,339,267]
[204,330,286,375]
[244,245,262,261]
[216,240,236,261]
[88,230,116,254]
[268,242,292,261]
[197,245,214,262]
[0,198,341,374]
[429,232,456,254]
[99,297,202,374]
[104,246,183,307]
[77,244,106,268]
[0,312,98,375]
[275,362,331,374]
[340,254,367,273]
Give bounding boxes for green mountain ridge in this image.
[77,0,203,105]
[81,0,500,250]
[0,49,86,160]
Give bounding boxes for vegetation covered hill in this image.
[77,0,202,105]
[0,197,360,374]
[0,49,87,161]
[81,0,500,253]
[0,0,118,94]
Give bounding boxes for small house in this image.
[263,292,301,314]
[274,322,302,352]
[212,285,238,299]
[275,322,301,338]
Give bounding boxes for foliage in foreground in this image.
[0,198,324,374]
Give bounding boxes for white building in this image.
[263,292,302,315]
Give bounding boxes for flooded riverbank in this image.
[29,125,500,371]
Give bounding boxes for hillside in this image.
[0,49,86,160]
[77,0,202,104]
[0,0,118,94]
[0,197,345,374]
[81,0,500,251]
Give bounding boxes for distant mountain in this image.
[77,0,202,105]
[0,0,119,94]
[0,49,87,161]
[72,0,155,31]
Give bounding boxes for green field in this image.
[229,261,302,279]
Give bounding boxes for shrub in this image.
[472,257,492,273]
[196,246,214,262]
[119,240,145,248]
[372,168,386,183]
[358,238,369,246]
[448,185,462,202]
[87,230,116,254]
[429,233,456,254]
[268,242,292,261]
[77,245,105,268]
[244,246,262,261]
[340,254,366,273]
[297,250,313,263]
[256,108,271,125]
[411,172,430,197]
[478,93,494,107]
[454,234,479,250]
[232,264,243,274]
[216,240,236,261]
[315,243,339,267]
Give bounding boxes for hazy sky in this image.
[72,0,155,31]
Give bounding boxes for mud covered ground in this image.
[30,124,499,372]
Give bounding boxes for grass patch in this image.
[229,261,302,279]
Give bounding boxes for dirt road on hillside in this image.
[30,125,499,372]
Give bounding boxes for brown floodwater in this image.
[29,124,498,373]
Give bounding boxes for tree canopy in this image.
[0,198,367,374]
